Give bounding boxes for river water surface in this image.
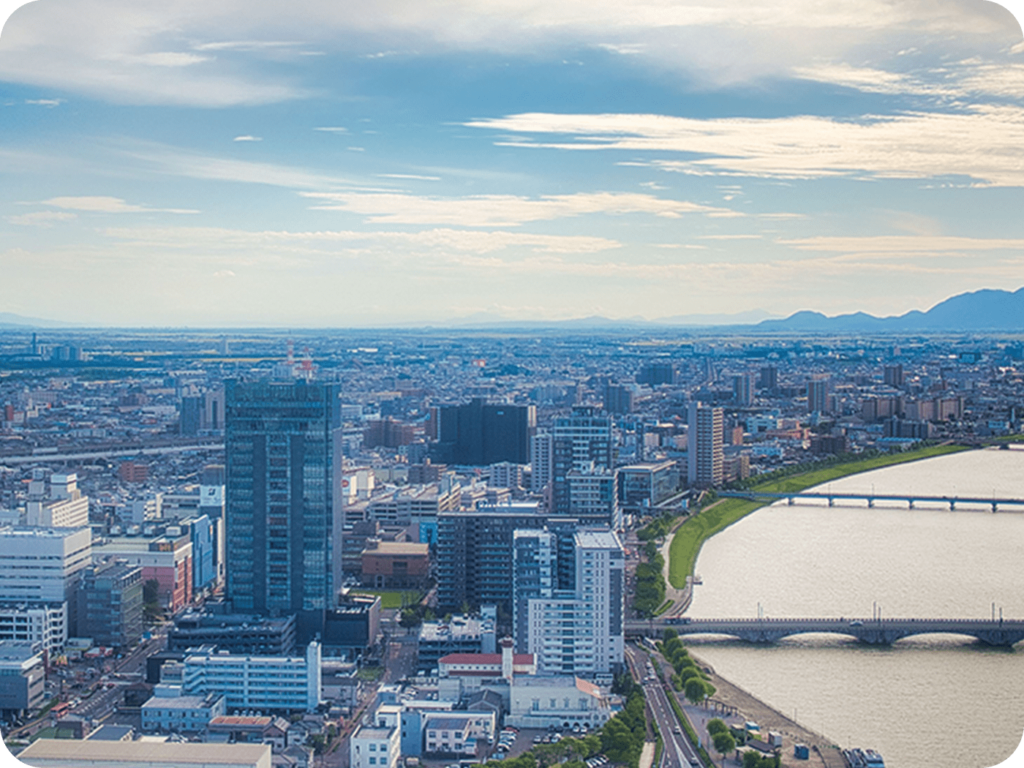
[685,446,1024,768]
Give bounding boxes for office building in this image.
[225,379,338,641]
[436,398,536,466]
[759,365,778,392]
[883,364,905,388]
[566,468,620,528]
[418,614,497,670]
[92,534,193,613]
[141,690,227,733]
[182,640,323,713]
[180,396,202,436]
[76,559,144,649]
[489,461,524,490]
[0,641,46,716]
[0,603,67,657]
[637,362,676,386]
[602,383,634,415]
[616,461,679,515]
[168,612,297,656]
[0,526,92,606]
[506,676,612,730]
[687,403,723,488]
[350,723,401,768]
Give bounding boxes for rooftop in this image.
[17,739,271,767]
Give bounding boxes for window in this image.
[369,758,376,765]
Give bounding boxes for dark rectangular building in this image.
[436,398,535,466]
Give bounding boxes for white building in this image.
[182,640,322,713]
[524,530,624,675]
[507,676,613,731]
[423,713,495,756]
[529,433,553,494]
[0,602,67,656]
[0,526,92,605]
[350,725,400,768]
[141,687,227,732]
[26,471,90,529]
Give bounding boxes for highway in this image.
[625,644,702,768]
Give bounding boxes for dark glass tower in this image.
[225,379,337,641]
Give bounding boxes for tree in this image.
[712,731,736,764]
[706,719,727,736]
[684,677,709,706]
[679,666,702,686]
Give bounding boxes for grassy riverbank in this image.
[667,443,969,589]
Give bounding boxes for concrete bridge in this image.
[625,617,1024,647]
[719,490,1024,512]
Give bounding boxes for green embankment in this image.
[668,444,968,589]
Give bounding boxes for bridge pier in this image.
[828,497,834,507]
[787,497,795,505]
[908,499,915,509]
[992,502,998,512]
[867,498,874,508]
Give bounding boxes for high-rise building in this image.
[551,407,613,516]
[522,529,624,675]
[637,362,676,386]
[0,526,92,606]
[807,377,830,414]
[883,364,904,388]
[180,396,202,436]
[512,529,557,647]
[759,365,778,392]
[529,432,553,494]
[76,558,144,649]
[602,383,635,415]
[687,403,723,488]
[436,399,536,466]
[732,374,753,406]
[225,380,338,641]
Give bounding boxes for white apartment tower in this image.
[523,529,624,675]
[529,432,553,494]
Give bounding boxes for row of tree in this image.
[633,540,667,617]
[660,630,716,706]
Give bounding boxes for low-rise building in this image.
[16,739,271,768]
[0,602,67,656]
[182,640,322,713]
[141,687,227,733]
[507,676,613,731]
[360,541,430,589]
[206,715,291,749]
[0,641,46,715]
[349,724,400,768]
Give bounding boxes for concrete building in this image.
[0,603,67,657]
[418,615,496,671]
[182,640,322,713]
[551,407,613,517]
[16,740,271,768]
[687,403,723,488]
[0,526,92,607]
[349,724,401,768]
[489,462,524,491]
[512,530,557,649]
[616,461,679,516]
[523,529,624,676]
[360,541,430,589]
[92,534,193,613]
[529,432,553,494]
[168,612,297,656]
[506,676,612,731]
[75,558,144,649]
[141,688,227,733]
[436,398,536,466]
[807,377,831,415]
[25,471,89,529]
[566,468,620,528]
[0,641,46,716]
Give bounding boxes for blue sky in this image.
[1,0,1023,327]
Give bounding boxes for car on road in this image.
[689,758,700,766]
[673,727,681,735]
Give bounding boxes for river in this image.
[685,446,1024,768]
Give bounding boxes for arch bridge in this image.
[625,617,1024,647]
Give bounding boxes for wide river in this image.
[685,446,1024,768]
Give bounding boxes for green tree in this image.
[684,677,709,706]
[706,719,727,736]
[712,731,736,764]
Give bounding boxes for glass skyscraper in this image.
[225,379,338,640]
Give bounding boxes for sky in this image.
[1,0,1024,328]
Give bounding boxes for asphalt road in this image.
[626,645,703,768]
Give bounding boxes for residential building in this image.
[687,403,723,488]
[807,377,831,415]
[25,471,89,529]
[529,432,553,494]
[551,407,613,517]
[732,374,754,406]
[350,724,401,768]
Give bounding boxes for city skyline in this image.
[2,0,1024,327]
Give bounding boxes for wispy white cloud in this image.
[102,225,621,255]
[300,190,740,226]
[40,196,199,214]
[314,126,348,133]
[233,135,262,142]
[6,211,77,226]
[467,106,1024,186]
[378,173,441,181]
[25,98,63,106]
[778,235,1024,253]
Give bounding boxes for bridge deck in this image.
[719,491,1024,510]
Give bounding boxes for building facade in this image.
[687,403,723,488]
[225,379,338,641]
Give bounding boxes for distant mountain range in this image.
[4,287,1022,332]
[756,286,1024,332]
[0,312,77,329]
